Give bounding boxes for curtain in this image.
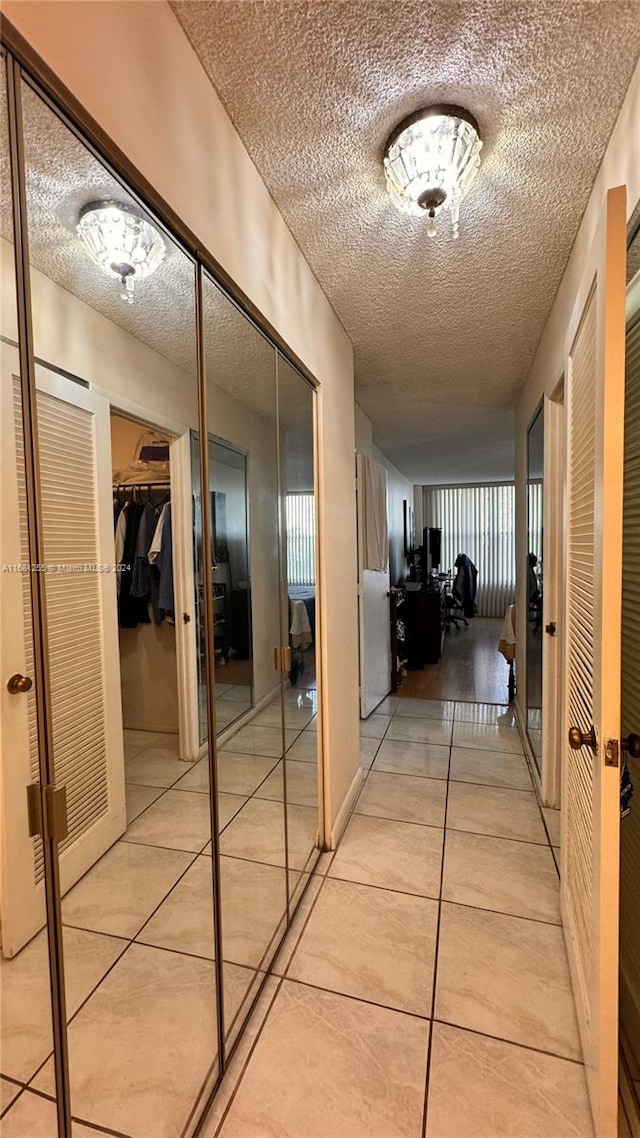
[360,454,389,572]
[422,483,516,617]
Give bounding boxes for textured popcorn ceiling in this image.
[172,0,640,483]
[0,76,281,423]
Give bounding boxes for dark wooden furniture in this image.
[389,588,406,691]
[404,583,447,667]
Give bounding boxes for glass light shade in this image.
[383,105,482,238]
[77,201,166,303]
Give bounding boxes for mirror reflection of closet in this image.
[620,202,640,1129]
[526,404,544,771]
[111,416,179,748]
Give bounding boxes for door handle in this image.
[622,733,640,760]
[568,725,597,752]
[7,673,33,695]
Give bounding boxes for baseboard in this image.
[329,764,364,850]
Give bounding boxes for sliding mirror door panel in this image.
[18,78,221,1136]
[202,272,288,1053]
[526,405,544,771]
[276,353,321,902]
[0,53,61,1133]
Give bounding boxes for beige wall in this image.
[514,57,640,731]
[4,0,359,833]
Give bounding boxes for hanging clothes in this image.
[118,502,151,628]
[148,501,170,567]
[153,503,174,622]
[131,501,161,599]
[114,502,128,595]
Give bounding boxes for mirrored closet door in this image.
[0,51,61,1133]
[526,404,544,772]
[201,270,289,1052]
[0,46,324,1138]
[276,353,321,907]
[4,75,222,1137]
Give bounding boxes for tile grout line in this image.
[432,1017,586,1067]
[421,724,454,1138]
[212,976,286,1138]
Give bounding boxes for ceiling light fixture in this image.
[383,104,482,238]
[77,200,166,303]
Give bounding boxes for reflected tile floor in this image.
[200,697,587,1138]
[0,708,319,1138]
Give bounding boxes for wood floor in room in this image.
[399,617,511,704]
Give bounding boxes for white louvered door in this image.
[562,185,627,1137]
[0,347,125,955]
[619,283,640,1124]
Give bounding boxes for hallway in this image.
[399,618,509,704]
[203,698,588,1138]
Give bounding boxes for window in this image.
[286,493,316,586]
[422,483,516,616]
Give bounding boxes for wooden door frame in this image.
[536,383,565,810]
[561,184,627,1138]
[94,386,201,762]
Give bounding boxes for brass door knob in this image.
[568,725,597,752]
[7,673,33,695]
[622,733,640,760]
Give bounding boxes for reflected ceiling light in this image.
[383,104,482,238]
[77,200,166,303]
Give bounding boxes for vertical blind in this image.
[286,493,316,585]
[422,483,516,617]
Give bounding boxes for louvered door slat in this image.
[565,286,597,1035]
[620,310,640,1069]
[35,396,111,857]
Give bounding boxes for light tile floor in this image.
[1,696,583,1138]
[203,697,591,1138]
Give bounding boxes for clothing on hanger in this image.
[131,501,161,599]
[114,502,128,595]
[118,501,151,628]
[153,502,174,622]
[148,501,170,565]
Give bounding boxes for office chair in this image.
[444,561,469,630]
